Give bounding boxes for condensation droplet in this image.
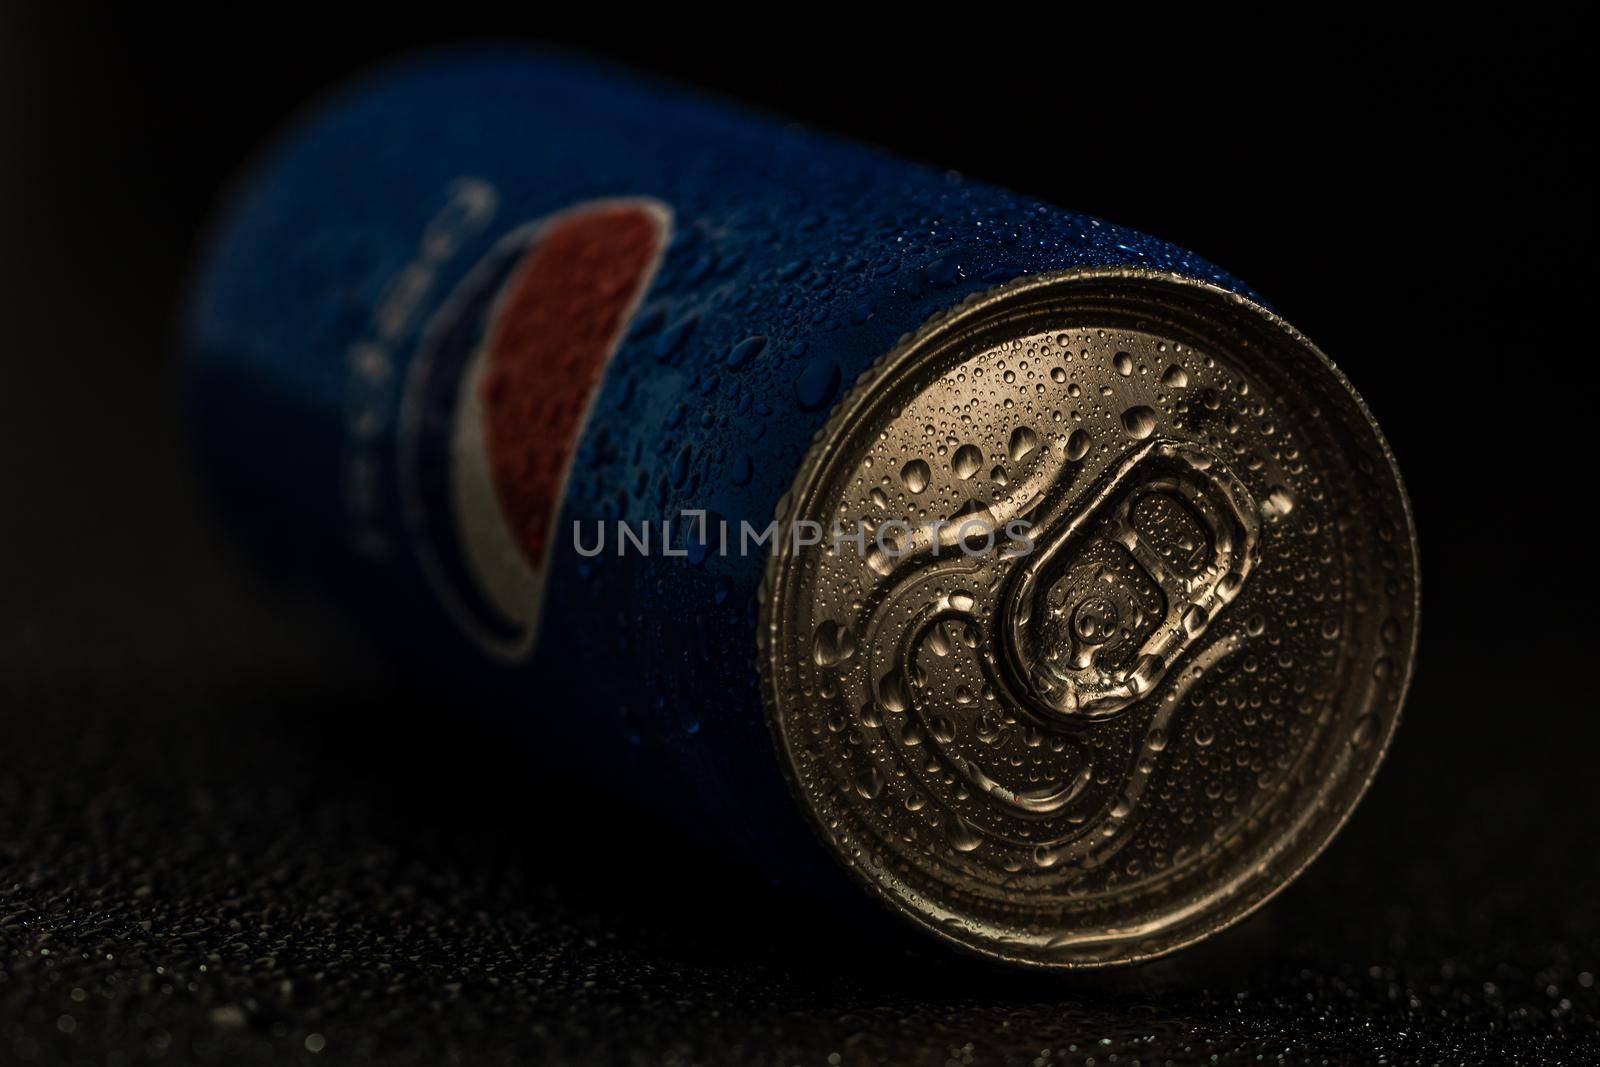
[1008,425,1039,462]
[952,444,982,480]
[878,671,909,714]
[1121,405,1158,440]
[811,620,857,666]
[901,459,930,494]
[1261,485,1296,521]
[948,814,983,852]
[1350,713,1381,749]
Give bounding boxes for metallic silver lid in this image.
[760,269,1418,968]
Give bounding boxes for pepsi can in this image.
[188,49,1419,968]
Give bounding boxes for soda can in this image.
[188,50,1419,968]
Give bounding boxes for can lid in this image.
[759,268,1418,968]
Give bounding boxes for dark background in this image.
[1,13,1593,1065]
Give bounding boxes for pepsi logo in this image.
[401,198,672,659]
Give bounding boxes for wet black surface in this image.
[3,16,1594,1065]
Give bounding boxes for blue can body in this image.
[188,49,1247,884]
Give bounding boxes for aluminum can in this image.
[188,49,1419,968]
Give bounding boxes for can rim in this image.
[757,265,1420,970]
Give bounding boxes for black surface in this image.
[2,15,1595,1065]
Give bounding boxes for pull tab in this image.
[999,439,1259,724]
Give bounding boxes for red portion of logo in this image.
[479,204,665,569]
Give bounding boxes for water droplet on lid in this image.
[1065,428,1092,460]
[1073,597,1118,643]
[1161,364,1189,388]
[811,620,857,666]
[1261,485,1296,521]
[1350,713,1381,749]
[1113,351,1133,376]
[901,459,930,494]
[1008,425,1039,462]
[975,711,1001,744]
[877,671,909,713]
[948,815,983,852]
[952,444,982,480]
[1120,405,1158,439]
